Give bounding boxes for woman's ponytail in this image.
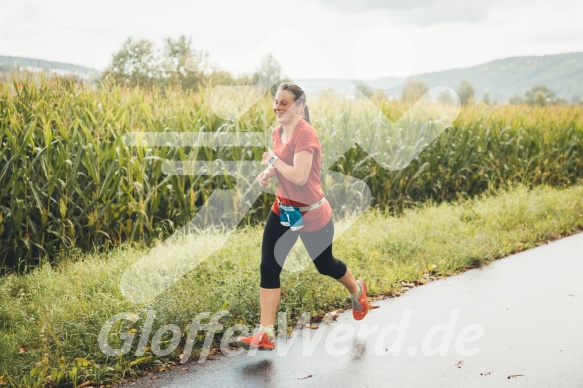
[303,105,310,124]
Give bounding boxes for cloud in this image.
[316,0,431,12]
[314,0,583,27]
[314,0,495,24]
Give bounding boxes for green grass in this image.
[0,183,582,387]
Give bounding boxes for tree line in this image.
[101,35,285,93]
[356,78,573,106]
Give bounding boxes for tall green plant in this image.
[1,76,581,272]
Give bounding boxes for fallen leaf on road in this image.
[369,305,380,309]
[455,361,464,368]
[308,325,318,329]
[507,374,524,379]
[322,312,339,324]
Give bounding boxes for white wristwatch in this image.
[267,155,279,168]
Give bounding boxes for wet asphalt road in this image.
[117,232,583,388]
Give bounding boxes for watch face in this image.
[269,156,276,164]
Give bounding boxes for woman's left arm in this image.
[262,150,313,186]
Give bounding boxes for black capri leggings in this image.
[260,210,348,288]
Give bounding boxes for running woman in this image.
[237,82,369,350]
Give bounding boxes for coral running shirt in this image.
[270,118,332,231]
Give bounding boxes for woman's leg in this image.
[300,219,358,294]
[259,288,281,327]
[259,211,299,326]
[301,219,369,320]
[336,267,359,295]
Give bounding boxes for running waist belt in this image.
[278,197,326,231]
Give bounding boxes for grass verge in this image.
[0,184,582,387]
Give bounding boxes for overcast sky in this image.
[1,0,582,80]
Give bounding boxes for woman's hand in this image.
[257,168,273,187]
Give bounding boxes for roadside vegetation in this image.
[0,184,581,387]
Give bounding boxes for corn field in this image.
[0,76,581,272]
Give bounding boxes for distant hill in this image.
[0,55,100,79]
[2,52,581,102]
[298,52,583,103]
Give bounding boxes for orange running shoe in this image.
[236,328,276,350]
[352,279,369,320]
